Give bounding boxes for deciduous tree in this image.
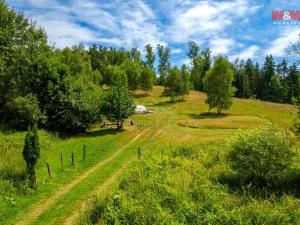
[203,56,235,114]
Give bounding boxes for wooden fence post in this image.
[61,153,64,171]
[72,152,75,165]
[46,163,51,177]
[83,144,87,161]
[138,147,142,160]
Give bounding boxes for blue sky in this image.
[7,0,300,66]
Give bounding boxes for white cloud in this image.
[172,48,183,54]
[10,0,164,50]
[166,0,261,43]
[265,27,299,57]
[210,38,235,55]
[230,45,260,60]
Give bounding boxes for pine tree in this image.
[286,63,300,103]
[23,124,40,189]
[262,55,276,100]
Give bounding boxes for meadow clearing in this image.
[0,86,299,225]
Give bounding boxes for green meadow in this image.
[1,86,299,225]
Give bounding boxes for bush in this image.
[46,77,102,133]
[228,125,295,185]
[7,94,45,129]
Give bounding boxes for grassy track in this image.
[15,128,153,225]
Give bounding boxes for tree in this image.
[140,67,153,93]
[157,44,171,86]
[190,55,204,91]
[189,45,211,91]
[286,63,300,103]
[179,64,191,99]
[203,56,235,114]
[144,44,156,83]
[144,44,155,71]
[187,41,200,59]
[23,124,40,189]
[7,93,45,129]
[0,0,49,122]
[46,77,102,133]
[101,85,135,129]
[107,65,128,87]
[262,55,276,100]
[244,59,256,97]
[232,60,251,98]
[269,75,282,102]
[122,60,141,91]
[165,66,181,100]
[228,124,294,185]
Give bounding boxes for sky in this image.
[7,0,300,66]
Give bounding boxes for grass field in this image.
[0,86,298,225]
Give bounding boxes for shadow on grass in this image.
[149,99,185,107]
[131,92,149,98]
[181,112,230,119]
[218,169,300,198]
[60,128,125,140]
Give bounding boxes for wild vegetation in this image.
[0,1,300,225]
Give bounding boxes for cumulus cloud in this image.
[166,0,261,43]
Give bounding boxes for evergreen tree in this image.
[244,59,256,97]
[23,124,40,189]
[269,75,282,102]
[276,59,288,77]
[254,62,263,99]
[262,55,276,100]
[286,63,300,103]
[203,56,235,114]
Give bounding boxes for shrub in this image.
[22,124,40,189]
[228,125,295,185]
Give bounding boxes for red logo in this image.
[272,10,300,20]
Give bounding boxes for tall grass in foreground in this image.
[0,130,56,192]
[79,140,300,225]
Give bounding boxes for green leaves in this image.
[228,124,295,184]
[101,85,135,129]
[22,124,40,189]
[203,56,235,114]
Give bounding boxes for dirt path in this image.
[63,128,163,225]
[15,128,151,225]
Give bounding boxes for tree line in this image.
[1,1,300,133]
